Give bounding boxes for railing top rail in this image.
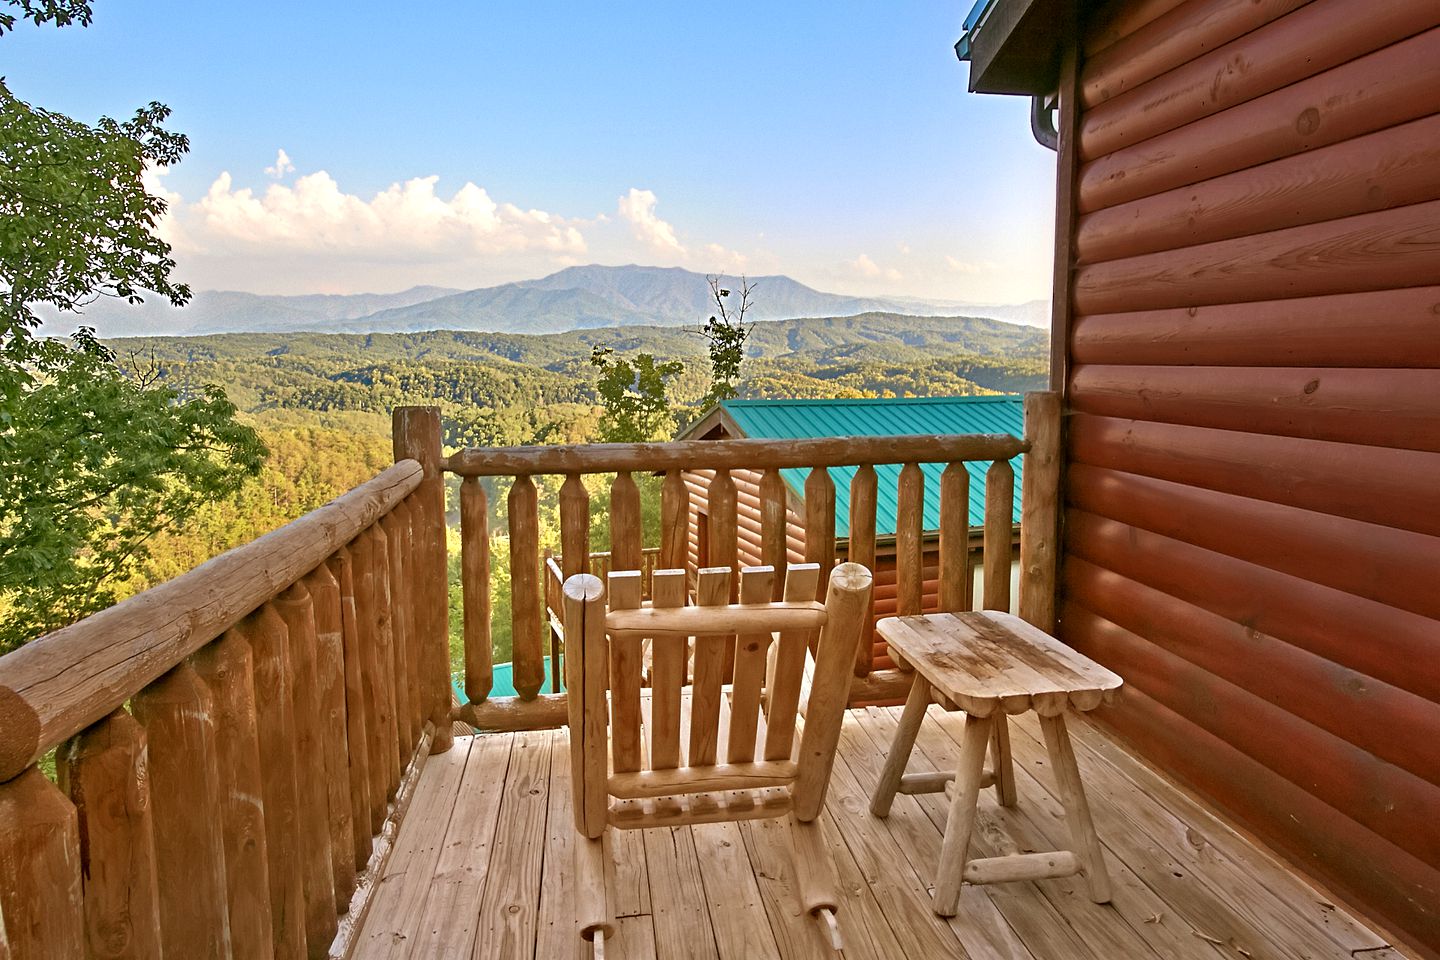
[444,433,1028,477]
[0,459,423,783]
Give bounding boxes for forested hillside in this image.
[113,312,1047,666]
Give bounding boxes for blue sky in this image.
[7,0,1057,302]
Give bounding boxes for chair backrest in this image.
[563,562,872,839]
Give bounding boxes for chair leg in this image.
[989,714,1018,807]
[790,814,844,952]
[933,711,993,916]
[869,675,931,817]
[1038,712,1112,903]
[576,834,613,951]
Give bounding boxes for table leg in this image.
[933,710,993,916]
[869,675,930,817]
[1039,712,1111,903]
[989,715,1017,807]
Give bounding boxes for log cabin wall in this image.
[1055,1,1440,951]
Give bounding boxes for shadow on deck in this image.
[349,705,1400,960]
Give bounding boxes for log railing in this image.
[0,408,452,960]
[450,391,1062,733]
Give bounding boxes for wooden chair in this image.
[563,561,873,957]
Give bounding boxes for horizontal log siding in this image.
[1060,4,1440,953]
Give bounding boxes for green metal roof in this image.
[718,396,1025,536]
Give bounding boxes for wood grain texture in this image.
[131,664,233,959]
[378,514,414,757]
[0,767,84,960]
[508,475,544,701]
[660,470,688,571]
[1079,112,1440,263]
[1080,0,1440,160]
[1066,462,1440,621]
[896,463,925,617]
[1079,0,1307,108]
[1068,413,1440,536]
[609,471,642,571]
[688,568,732,768]
[241,605,308,960]
[272,583,338,957]
[1018,393,1061,632]
[606,571,643,775]
[982,461,1015,613]
[328,550,373,861]
[1074,198,1440,315]
[446,434,1026,476]
[727,567,777,764]
[848,464,878,674]
[57,710,162,960]
[0,461,421,782]
[301,565,357,910]
[1072,285,1440,368]
[759,468,790,599]
[803,467,836,605]
[1079,27,1440,212]
[1070,363,1440,452]
[937,463,971,614]
[191,633,275,957]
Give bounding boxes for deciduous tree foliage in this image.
[0,1,264,651]
[589,345,685,443]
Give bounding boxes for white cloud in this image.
[617,188,684,255]
[184,169,587,258]
[264,148,295,179]
[945,255,999,274]
[846,253,902,282]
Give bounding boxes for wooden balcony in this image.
[0,397,1414,959]
[349,704,1398,959]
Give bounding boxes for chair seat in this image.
[876,611,1122,717]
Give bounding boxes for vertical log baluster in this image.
[392,406,451,755]
[0,767,84,960]
[241,605,307,960]
[366,526,403,798]
[984,459,1016,612]
[708,469,739,595]
[847,465,878,676]
[659,469,687,570]
[803,467,836,603]
[939,462,972,612]
[328,549,374,856]
[610,471,642,572]
[560,473,591,579]
[378,511,413,756]
[351,533,394,824]
[607,571,644,774]
[58,710,162,960]
[272,583,338,956]
[509,474,544,700]
[191,632,276,956]
[302,565,357,908]
[131,663,232,959]
[1019,391,1062,631]
[460,477,493,703]
[896,462,925,617]
[759,467,789,600]
[398,498,426,742]
[648,569,688,770]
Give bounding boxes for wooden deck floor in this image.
[348,705,1404,960]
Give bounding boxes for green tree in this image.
[0,1,265,651]
[589,345,684,443]
[698,275,754,410]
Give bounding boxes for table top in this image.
[876,611,1123,717]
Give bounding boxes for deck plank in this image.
[472,730,551,960]
[409,734,513,958]
[347,707,1405,960]
[352,737,473,959]
[965,712,1367,960]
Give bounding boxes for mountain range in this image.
[44,265,1048,338]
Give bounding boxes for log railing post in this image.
[460,477,493,704]
[0,767,84,959]
[392,405,453,754]
[982,460,1016,613]
[1019,391,1063,632]
[57,710,162,960]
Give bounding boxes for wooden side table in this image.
[869,610,1123,917]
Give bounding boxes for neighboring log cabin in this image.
[960,0,1440,954]
[677,396,1024,670]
